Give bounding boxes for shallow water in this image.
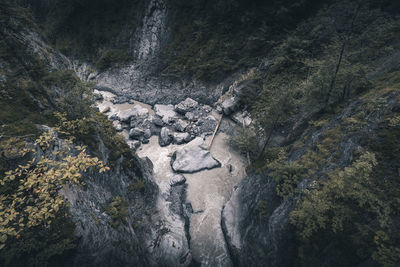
[95,90,246,266]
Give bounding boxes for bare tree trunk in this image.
[257,116,279,159]
[324,2,361,110]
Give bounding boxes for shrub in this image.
[105,196,129,229]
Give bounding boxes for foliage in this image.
[267,150,308,198]
[291,147,400,266]
[0,130,107,248]
[257,200,268,216]
[0,207,76,267]
[230,127,258,157]
[291,152,377,239]
[127,180,145,193]
[105,196,129,229]
[0,130,108,266]
[160,0,325,81]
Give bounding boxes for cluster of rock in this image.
[109,97,219,149]
[216,96,252,127]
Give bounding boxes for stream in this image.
[95,90,246,266]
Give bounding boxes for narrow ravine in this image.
[95,90,247,266]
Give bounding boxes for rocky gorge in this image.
[1,0,400,266]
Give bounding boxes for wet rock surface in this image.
[171,146,221,173]
[94,87,250,266]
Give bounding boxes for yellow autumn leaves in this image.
[0,129,108,250]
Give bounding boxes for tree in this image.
[252,81,296,158]
[0,129,108,252]
[291,152,400,266]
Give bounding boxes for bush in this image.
[105,196,129,229]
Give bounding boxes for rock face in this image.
[171,146,221,173]
[221,173,297,267]
[53,130,192,267]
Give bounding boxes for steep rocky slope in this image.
[1,0,400,266]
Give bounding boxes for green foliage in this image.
[0,207,77,267]
[95,49,131,71]
[257,201,268,216]
[105,196,129,229]
[230,127,258,157]
[160,0,325,81]
[43,70,95,120]
[291,152,377,239]
[267,150,309,198]
[0,130,107,265]
[127,180,145,193]
[291,146,400,266]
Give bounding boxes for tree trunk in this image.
[324,2,361,110]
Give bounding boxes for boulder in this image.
[132,105,149,118]
[171,146,221,173]
[198,115,218,134]
[200,105,212,113]
[129,128,145,139]
[170,174,186,187]
[112,121,123,132]
[232,111,252,126]
[154,104,178,124]
[173,132,191,145]
[117,109,137,122]
[159,127,173,146]
[185,111,202,121]
[175,119,189,132]
[143,129,152,139]
[127,140,141,149]
[100,106,111,113]
[221,96,238,115]
[152,115,164,127]
[117,105,149,122]
[175,98,198,114]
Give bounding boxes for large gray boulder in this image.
[175,98,198,114]
[152,115,164,127]
[159,127,173,146]
[171,146,221,173]
[173,132,191,144]
[117,109,137,122]
[154,104,178,124]
[112,120,123,132]
[117,105,149,122]
[232,111,252,126]
[129,128,145,139]
[175,119,189,132]
[221,96,238,115]
[170,174,186,187]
